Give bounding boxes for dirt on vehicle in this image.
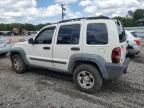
[0,47,144,108]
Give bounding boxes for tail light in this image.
[6,37,11,44]
[134,40,141,46]
[112,47,121,64]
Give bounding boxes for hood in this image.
[0,36,6,43]
[13,41,28,46]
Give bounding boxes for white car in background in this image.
[0,36,11,55]
[125,30,141,56]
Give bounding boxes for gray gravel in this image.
[0,47,144,108]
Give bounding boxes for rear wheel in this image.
[73,64,103,93]
[11,54,27,73]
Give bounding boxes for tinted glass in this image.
[87,23,108,45]
[57,24,80,44]
[115,20,126,43]
[0,32,4,36]
[35,27,55,44]
[131,32,138,38]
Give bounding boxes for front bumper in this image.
[105,58,130,80]
[0,45,11,54]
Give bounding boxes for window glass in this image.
[87,23,108,45]
[131,32,138,38]
[57,24,80,44]
[115,20,126,43]
[35,27,55,44]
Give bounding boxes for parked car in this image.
[26,31,31,36]
[0,36,11,55]
[10,17,129,93]
[125,30,141,56]
[0,32,4,36]
[4,31,14,37]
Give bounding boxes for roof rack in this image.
[59,16,110,23]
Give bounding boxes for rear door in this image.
[83,21,109,61]
[53,23,83,71]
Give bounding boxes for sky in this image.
[0,0,144,24]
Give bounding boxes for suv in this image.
[10,17,129,93]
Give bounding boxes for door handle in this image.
[71,47,80,51]
[43,47,50,50]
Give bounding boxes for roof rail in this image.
[59,16,110,23]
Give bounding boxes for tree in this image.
[113,16,136,27]
[24,23,35,31]
[133,9,144,20]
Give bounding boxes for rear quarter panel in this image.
[83,20,121,63]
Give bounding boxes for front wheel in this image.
[11,54,27,73]
[73,64,103,93]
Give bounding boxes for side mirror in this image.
[28,38,34,44]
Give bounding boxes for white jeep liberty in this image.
[10,17,129,93]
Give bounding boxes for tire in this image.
[73,64,103,93]
[11,54,27,73]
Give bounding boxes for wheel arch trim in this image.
[10,47,29,65]
[68,53,109,79]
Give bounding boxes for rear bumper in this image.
[127,45,141,55]
[105,58,130,80]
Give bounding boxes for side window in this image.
[57,24,80,44]
[35,27,55,44]
[87,23,108,45]
[115,20,126,43]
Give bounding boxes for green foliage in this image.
[0,24,13,31]
[133,9,144,20]
[0,23,49,31]
[24,23,35,31]
[113,17,136,27]
[35,23,49,30]
[113,9,144,27]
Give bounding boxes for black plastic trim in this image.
[30,57,66,64]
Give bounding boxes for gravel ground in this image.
[0,48,144,108]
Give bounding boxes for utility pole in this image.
[61,4,66,21]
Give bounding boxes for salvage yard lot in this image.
[0,43,144,108]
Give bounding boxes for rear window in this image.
[87,23,108,45]
[115,20,126,43]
